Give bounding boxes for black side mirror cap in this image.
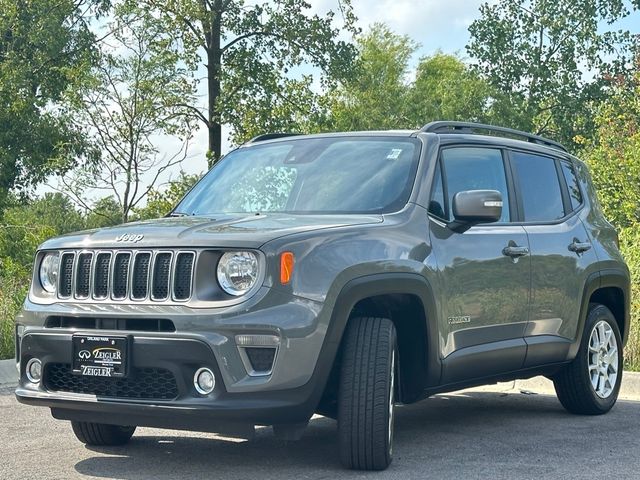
[449,190,502,231]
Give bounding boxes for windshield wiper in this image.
[167,211,190,217]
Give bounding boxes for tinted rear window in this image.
[511,152,565,222]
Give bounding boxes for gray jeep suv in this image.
[15,122,630,470]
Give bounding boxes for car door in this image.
[509,151,598,367]
[428,146,531,384]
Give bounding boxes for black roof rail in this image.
[420,121,567,152]
[247,133,302,143]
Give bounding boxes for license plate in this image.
[72,335,129,378]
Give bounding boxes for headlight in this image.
[39,252,60,293]
[217,251,259,296]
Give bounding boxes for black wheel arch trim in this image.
[321,273,442,398]
[571,268,631,360]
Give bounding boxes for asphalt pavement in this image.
[1,375,640,480]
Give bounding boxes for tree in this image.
[327,23,416,131]
[326,25,496,131]
[0,193,85,273]
[583,69,640,369]
[61,10,194,224]
[467,0,640,148]
[132,0,358,164]
[584,73,640,228]
[407,53,494,126]
[0,0,108,208]
[135,171,201,220]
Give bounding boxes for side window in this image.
[428,161,446,219]
[511,152,565,222]
[560,160,583,211]
[441,147,510,223]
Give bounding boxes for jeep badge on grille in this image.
[115,233,144,243]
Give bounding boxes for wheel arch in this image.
[318,273,440,413]
[571,268,630,360]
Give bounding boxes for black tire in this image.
[338,317,397,471]
[71,421,136,446]
[553,303,623,415]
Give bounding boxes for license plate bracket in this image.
[72,335,129,378]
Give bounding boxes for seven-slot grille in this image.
[57,250,195,302]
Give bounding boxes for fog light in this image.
[26,358,42,383]
[194,367,215,395]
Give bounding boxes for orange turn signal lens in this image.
[280,252,295,285]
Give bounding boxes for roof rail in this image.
[247,133,302,143]
[420,121,567,152]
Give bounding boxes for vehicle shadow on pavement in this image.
[73,391,640,480]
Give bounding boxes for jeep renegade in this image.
[15,122,630,470]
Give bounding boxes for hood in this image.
[39,213,383,250]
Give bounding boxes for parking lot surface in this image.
[1,379,640,480]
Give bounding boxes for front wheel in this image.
[338,317,397,471]
[71,421,136,446]
[553,303,623,415]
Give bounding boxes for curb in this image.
[0,358,17,387]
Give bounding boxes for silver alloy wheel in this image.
[388,348,396,455]
[588,320,619,399]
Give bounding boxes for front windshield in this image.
[176,136,420,215]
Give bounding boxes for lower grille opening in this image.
[44,363,179,400]
[44,316,176,332]
[245,347,276,374]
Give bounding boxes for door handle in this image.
[502,245,529,258]
[569,240,592,254]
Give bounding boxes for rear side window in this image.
[440,147,510,223]
[560,160,583,210]
[511,152,565,222]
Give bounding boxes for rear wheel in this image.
[338,317,397,471]
[553,303,623,415]
[71,421,136,446]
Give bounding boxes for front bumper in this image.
[15,332,328,433]
[15,288,336,433]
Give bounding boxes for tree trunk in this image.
[207,1,223,168]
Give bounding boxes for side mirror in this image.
[451,190,502,229]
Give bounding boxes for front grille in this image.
[152,253,172,300]
[59,253,74,298]
[75,253,92,298]
[113,253,131,299]
[57,250,195,302]
[44,363,179,400]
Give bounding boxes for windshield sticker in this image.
[386,148,403,160]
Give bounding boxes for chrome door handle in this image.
[569,241,592,254]
[502,245,529,258]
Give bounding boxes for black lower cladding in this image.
[44,363,179,400]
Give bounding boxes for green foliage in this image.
[0,263,29,359]
[0,193,85,273]
[407,53,493,125]
[584,73,640,370]
[327,24,417,131]
[467,0,640,148]
[0,0,108,206]
[132,0,359,161]
[136,172,201,220]
[619,228,640,370]
[584,77,640,227]
[326,25,496,131]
